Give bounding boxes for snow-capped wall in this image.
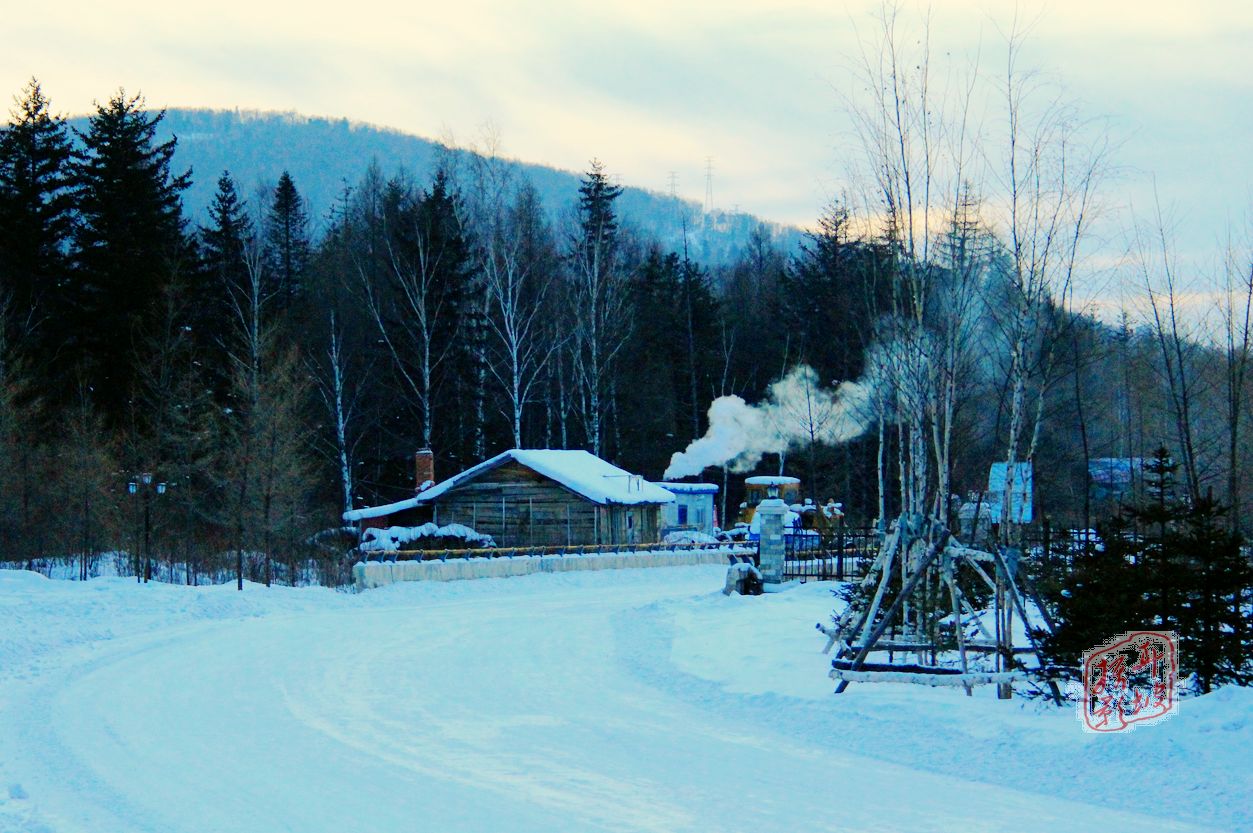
[353,549,737,590]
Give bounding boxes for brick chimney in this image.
[415,449,435,493]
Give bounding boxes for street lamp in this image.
[127,473,169,584]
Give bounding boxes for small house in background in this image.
[1089,457,1141,504]
[658,482,718,536]
[344,449,675,549]
[985,462,1034,524]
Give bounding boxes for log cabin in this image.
[343,449,675,548]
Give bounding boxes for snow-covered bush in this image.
[359,524,496,552]
[663,530,719,545]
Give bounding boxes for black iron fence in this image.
[781,525,881,581]
[359,540,752,563]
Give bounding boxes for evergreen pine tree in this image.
[577,160,623,260]
[415,170,477,466]
[1170,493,1252,691]
[1043,446,1253,691]
[67,90,191,419]
[263,171,309,309]
[784,202,889,385]
[569,160,628,458]
[618,249,682,472]
[1040,511,1151,677]
[0,79,74,341]
[617,249,720,477]
[1131,447,1187,630]
[197,171,254,398]
[364,169,475,476]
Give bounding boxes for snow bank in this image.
[0,564,1245,833]
[654,581,1252,833]
[353,549,735,589]
[0,570,347,688]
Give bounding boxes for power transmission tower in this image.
[704,157,714,215]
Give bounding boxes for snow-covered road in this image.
[0,567,1245,832]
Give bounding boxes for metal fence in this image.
[781,525,881,581]
[359,540,751,563]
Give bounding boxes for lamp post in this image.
[128,473,168,584]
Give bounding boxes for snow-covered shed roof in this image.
[343,495,425,523]
[658,482,719,495]
[343,450,673,522]
[745,475,800,486]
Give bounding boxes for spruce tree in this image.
[618,249,682,473]
[363,169,475,477]
[617,249,719,477]
[414,170,476,466]
[0,79,74,341]
[1040,512,1151,677]
[577,160,623,260]
[1043,446,1253,691]
[1171,493,1251,691]
[67,90,191,419]
[198,171,254,398]
[783,203,890,385]
[264,171,309,309]
[568,160,628,458]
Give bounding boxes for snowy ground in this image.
[0,567,1248,833]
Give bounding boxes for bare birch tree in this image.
[314,310,364,517]
[846,1,983,523]
[356,171,468,451]
[992,25,1106,534]
[466,136,561,449]
[1216,222,1253,530]
[1135,199,1210,505]
[217,221,312,588]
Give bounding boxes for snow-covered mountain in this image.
[136,109,804,266]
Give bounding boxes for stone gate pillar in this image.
[755,498,787,584]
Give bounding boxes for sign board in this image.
[985,462,1033,524]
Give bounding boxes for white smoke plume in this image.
[664,365,873,479]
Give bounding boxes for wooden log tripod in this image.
[818,515,1061,702]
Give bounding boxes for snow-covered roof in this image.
[346,451,677,523]
[344,495,425,523]
[1089,457,1141,487]
[658,481,719,495]
[745,475,800,486]
[423,449,674,505]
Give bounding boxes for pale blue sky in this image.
[6,0,1251,298]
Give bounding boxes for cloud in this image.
[6,0,1251,266]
